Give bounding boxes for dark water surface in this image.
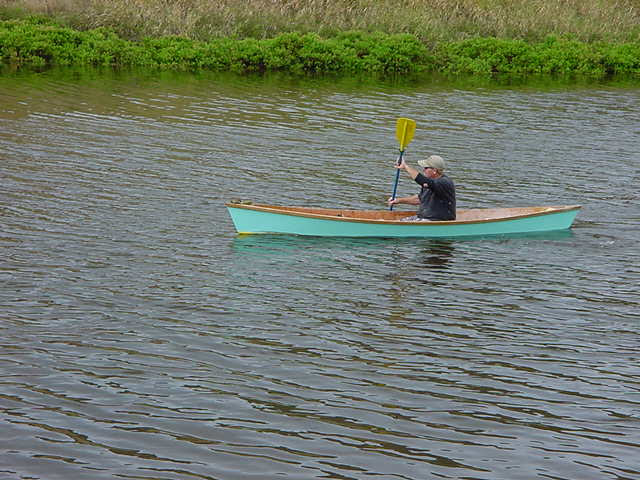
[1,69,639,480]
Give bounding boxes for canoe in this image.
[225,202,581,238]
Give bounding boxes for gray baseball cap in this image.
[417,155,445,171]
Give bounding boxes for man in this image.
[387,155,456,221]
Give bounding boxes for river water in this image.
[1,68,639,480]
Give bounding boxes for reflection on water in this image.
[232,234,459,270]
[1,67,639,480]
[420,240,455,269]
[232,233,395,254]
[231,229,575,263]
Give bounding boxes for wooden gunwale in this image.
[225,203,582,225]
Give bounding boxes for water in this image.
[1,68,639,480]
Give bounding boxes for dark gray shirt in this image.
[415,173,456,220]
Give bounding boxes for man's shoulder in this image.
[415,172,429,184]
[437,174,455,185]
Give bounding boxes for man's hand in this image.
[395,159,408,170]
[388,196,401,207]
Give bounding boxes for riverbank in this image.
[3,0,640,44]
[2,17,639,76]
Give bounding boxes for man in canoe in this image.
[387,155,456,221]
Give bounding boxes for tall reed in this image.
[3,0,640,43]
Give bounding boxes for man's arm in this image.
[388,194,420,207]
[397,159,420,180]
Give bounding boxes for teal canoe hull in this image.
[226,203,581,238]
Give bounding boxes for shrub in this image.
[1,19,638,77]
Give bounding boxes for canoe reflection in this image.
[421,240,455,269]
[231,229,575,259]
[232,228,574,253]
[231,234,394,256]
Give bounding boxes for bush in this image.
[1,19,638,77]
[435,36,640,75]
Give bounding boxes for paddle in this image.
[389,117,416,210]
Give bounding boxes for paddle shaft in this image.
[389,150,405,211]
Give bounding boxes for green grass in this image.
[2,0,640,44]
[1,1,639,77]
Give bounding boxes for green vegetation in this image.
[0,18,430,73]
[1,1,639,77]
[439,37,640,75]
[3,0,639,44]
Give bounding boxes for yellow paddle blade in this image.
[395,117,416,151]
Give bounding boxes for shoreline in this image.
[1,17,639,78]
